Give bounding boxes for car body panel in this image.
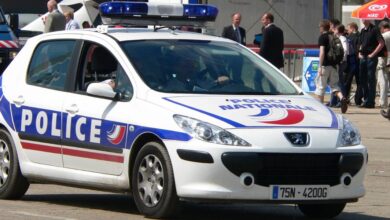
[0,28,367,203]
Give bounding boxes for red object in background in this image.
[352,0,390,20]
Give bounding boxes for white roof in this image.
[42,27,234,43]
[107,28,232,43]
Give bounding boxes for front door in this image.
[62,42,134,175]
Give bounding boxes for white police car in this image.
[0,2,367,219]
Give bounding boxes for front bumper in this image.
[165,139,367,203]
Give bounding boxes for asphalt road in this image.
[0,105,389,220]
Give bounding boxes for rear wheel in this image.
[131,142,178,218]
[298,203,346,219]
[0,128,29,199]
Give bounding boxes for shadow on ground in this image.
[22,193,389,220]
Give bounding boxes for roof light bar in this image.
[99,1,218,26]
[183,4,218,19]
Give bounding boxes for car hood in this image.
[158,95,340,130]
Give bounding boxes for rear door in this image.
[10,39,78,167]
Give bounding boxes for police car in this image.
[0,1,367,219]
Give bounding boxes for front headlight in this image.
[9,51,18,60]
[173,115,251,146]
[340,117,361,146]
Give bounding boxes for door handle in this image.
[65,104,79,114]
[13,96,25,106]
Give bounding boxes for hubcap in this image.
[0,140,10,187]
[137,154,164,207]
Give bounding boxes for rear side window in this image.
[27,40,76,90]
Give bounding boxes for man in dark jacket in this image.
[222,13,246,45]
[359,19,385,108]
[259,13,284,69]
[346,22,361,105]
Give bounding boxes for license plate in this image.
[271,185,329,200]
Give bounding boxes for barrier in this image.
[248,46,321,84]
[300,49,331,93]
[301,49,319,93]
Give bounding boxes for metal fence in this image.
[283,49,306,82]
[247,46,313,83]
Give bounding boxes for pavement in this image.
[332,102,390,219]
[0,101,389,220]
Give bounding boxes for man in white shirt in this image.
[378,21,390,110]
[378,21,390,119]
[64,11,80,30]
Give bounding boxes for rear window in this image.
[27,40,76,90]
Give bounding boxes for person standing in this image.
[44,0,66,33]
[378,21,390,109]
[259,13,284,69]
[359,19,385,108]
[222,13,246,45]
[315,20,348,113]
[345,22,361,105]
[329,19,340,34]
[221,13,246,83]
[335,25,349,100]
[64,11,80,30]
[328,19,341,107]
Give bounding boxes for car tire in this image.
[298,203,346,219]
[131,141,179,218]
[0,128,30,199]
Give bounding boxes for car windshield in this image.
[121,40,299,95]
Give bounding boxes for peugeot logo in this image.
[284,132,309,146]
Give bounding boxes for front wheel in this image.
[131,142,179,218]
[0,128,30,199]
[298,203,346,219]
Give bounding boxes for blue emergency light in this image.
[99,1,218,26]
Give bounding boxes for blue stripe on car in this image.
[0,76,15,130]
[163,97,246,128]
[164,97,339,129]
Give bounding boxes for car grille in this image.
[256,153,341,186]
[221,153,363,187]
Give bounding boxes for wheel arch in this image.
[0,123,13,136]
[128,132,165,185]
[0,121,30,199]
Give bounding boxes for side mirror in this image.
[86,82,118,99]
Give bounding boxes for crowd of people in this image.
[314,18,390,116]
[220,12,390,117]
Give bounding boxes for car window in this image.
[115,65,133,101]
[121,40,299,95]
[76,42,133,101]
[27,40,76,90]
